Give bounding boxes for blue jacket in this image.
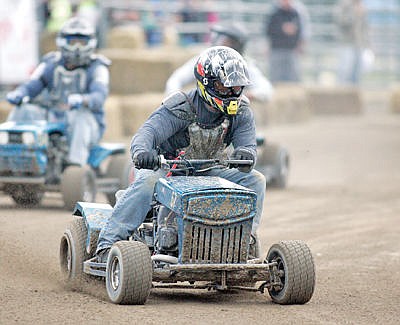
[14,51,110,136]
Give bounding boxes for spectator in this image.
[177,0,204,45]
[265,0,310,83]
[334,0,370,85]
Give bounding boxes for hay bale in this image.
[39,31,57,56]
[103,95,124,141]
[254,83,310,126]
[306,86,363,115]
[0,101,12,122]
[118,93,164,136]
[389,86,400,114]
[100,47,198,95]
[106,25,146,49]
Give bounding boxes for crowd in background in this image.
[17,0,400,88]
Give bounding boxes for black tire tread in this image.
[107,241,152,305]
[60,217,89,284]
[267,240,315,305]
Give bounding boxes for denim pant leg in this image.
[96,168,165,253]
[67,109,100,166]
[206,168,266,234]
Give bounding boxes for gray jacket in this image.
[131,90,257,161]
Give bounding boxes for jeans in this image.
[96,167,266,253]
[66,108,100,165]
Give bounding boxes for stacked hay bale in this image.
[0,101,12,122]
[389,84,400,114]
[306,86,363,115]
[252,83,310,129]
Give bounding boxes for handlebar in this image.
[160,156,253,168]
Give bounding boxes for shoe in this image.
[96,248,110,263]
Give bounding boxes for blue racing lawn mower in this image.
[60,156,315,305]
[0,103,130,209]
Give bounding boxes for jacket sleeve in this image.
[16,62,50,99]
[85,64,110,113]
[130,106,187,159]
[230,105,258,161]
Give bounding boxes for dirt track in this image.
[1,107,399,324]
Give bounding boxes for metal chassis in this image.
[83,258,282,293]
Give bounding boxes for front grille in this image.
[8,132,23,144]
[180,220,252,264]
[0,155,40,174]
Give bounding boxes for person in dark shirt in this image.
[266,0,309,83]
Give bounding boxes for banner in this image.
[0,0,39,84]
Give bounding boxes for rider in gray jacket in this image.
[96,46,266,261]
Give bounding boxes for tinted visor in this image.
[65,35,90,47]
[213,80,243,98]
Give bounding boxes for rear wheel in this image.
[266,240,315,304]
[106,241,152,304]
[257,143,290,188]
[61,165,96,210]
[59,217,89,286]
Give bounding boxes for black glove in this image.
[134,150,160,170]
[230,147,255,173]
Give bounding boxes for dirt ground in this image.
[1,106,399,324]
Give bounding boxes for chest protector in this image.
[163,91,230,160]
[183,119,230,160]
[49,65,87,107]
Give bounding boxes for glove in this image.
[67,94,85,110]
[6,89,27,105]
[230,147,255,173]
[134,150,160,170]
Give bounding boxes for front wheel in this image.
[266,240,315,304]
[106,241,152,305]
[59,217,89,286]
[257,143,290,188]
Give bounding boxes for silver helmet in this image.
[194,46,251,115]
[56,17,97,68]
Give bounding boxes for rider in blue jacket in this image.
[6,17,110,166]
[95,46,266,262]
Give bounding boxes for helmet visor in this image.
[213,80,243,98]
[57,35,96,51]
[66,35,90,46]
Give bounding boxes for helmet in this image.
[56,17,97,68]
[210,23,249,54]
[194,46,251,115]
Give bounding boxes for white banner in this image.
[0,0,39,84]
